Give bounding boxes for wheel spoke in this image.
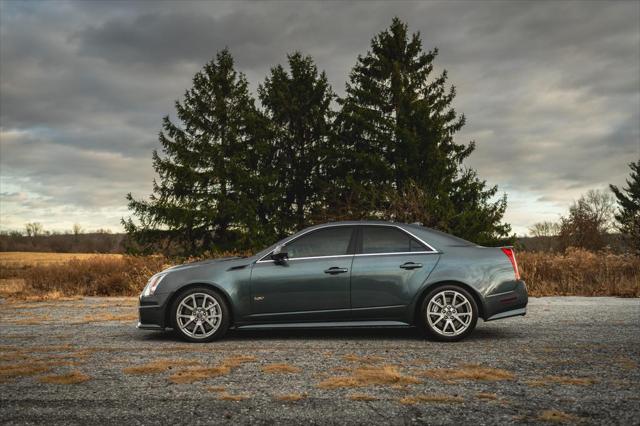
[176,292,222,339]
[432,314,445,326]
[426,290,473,337]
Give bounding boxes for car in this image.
[137,221,527,342]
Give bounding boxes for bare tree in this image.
[25,222,44,238]
[559,189,616,251]
[580,189,616,233]
[529,221,561,237]
[72,223,83,236]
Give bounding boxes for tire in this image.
[170,287,230,342]
[419,285,478,342]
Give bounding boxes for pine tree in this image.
[123,49,269,254]
[610,159,640,254]
[333,17,510,244]
[258,52,335,235]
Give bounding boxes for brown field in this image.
[0,249,638,299]
[0,252,122,267]
[519,248,639,297]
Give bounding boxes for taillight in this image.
[501,247,520,280]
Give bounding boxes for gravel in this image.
[0,296,638,425]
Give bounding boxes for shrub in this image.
[24,256,168,296]
[519,248,639,297]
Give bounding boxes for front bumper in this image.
[484,280,528,321]
[137,292,172,330]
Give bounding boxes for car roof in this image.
[252,220,475,261]
[301,221,476,247]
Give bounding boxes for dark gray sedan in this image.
[138,221,527,342]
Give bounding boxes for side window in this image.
[285,227,354,259]
[361,226,427,254]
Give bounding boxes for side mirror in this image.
[271,245,288,264]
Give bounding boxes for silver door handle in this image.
[324,267,349,274]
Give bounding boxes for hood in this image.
[164,256,248,273]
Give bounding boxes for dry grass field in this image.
[0,252,123,267]
[519,248,639,297]
[0,249,638,299]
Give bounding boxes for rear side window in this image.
[361,226,427,254]
[285,227,354,259]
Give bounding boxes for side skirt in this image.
[233,320,412,330]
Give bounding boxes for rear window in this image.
[361,226,427,254]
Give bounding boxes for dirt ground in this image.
[0,296,638,425]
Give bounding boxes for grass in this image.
[38,371,90,384]
[476,392,498,400]
[0,252,122,267]
[342,354,385,364]
[537,410,579,423]
[275,393,307,401]
[519,248,640,297]
[169,366,229,384]
[123,359,201,375]
[0,362,51,382]
[168,355,257,384]
[347,393,378,401]
[0,252,167,298]
[218,393,249,401]
[79,312,139,323]
[398,394,464,405]
[420,364,515,382]
[318,365,420,389]
[262,363,301,374]
[2,249,638,298]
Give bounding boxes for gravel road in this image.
[0,297,638,425]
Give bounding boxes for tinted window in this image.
[361,226,427,254]
[285,227,354,259]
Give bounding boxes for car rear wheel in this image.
[420,285,478,341]
[171,287,230,342]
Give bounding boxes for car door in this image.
[350,225,440,321]
[249,226,356,323]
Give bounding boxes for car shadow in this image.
[135,324,522,343]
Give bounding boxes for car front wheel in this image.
[420,285,478,341]
[171,287,230,342]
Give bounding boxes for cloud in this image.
[1,0,639,235]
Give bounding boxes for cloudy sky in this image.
[1,0,639,236]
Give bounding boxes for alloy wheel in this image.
[176,293,222,339]
[426,290,473,337]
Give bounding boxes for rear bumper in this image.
[483,280,528,321]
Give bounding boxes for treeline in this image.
[123,18,511,256]
[526,159,640,255]
[0,232,125,253]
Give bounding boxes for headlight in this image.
[142,273,167,297]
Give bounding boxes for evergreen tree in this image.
[610,159,640,254]
[258,52,335,235]
[333,17,510,244]
[123,49,269,254]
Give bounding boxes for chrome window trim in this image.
[256,254,354,264]
[256,223,439,263]
[354,251,438,257]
